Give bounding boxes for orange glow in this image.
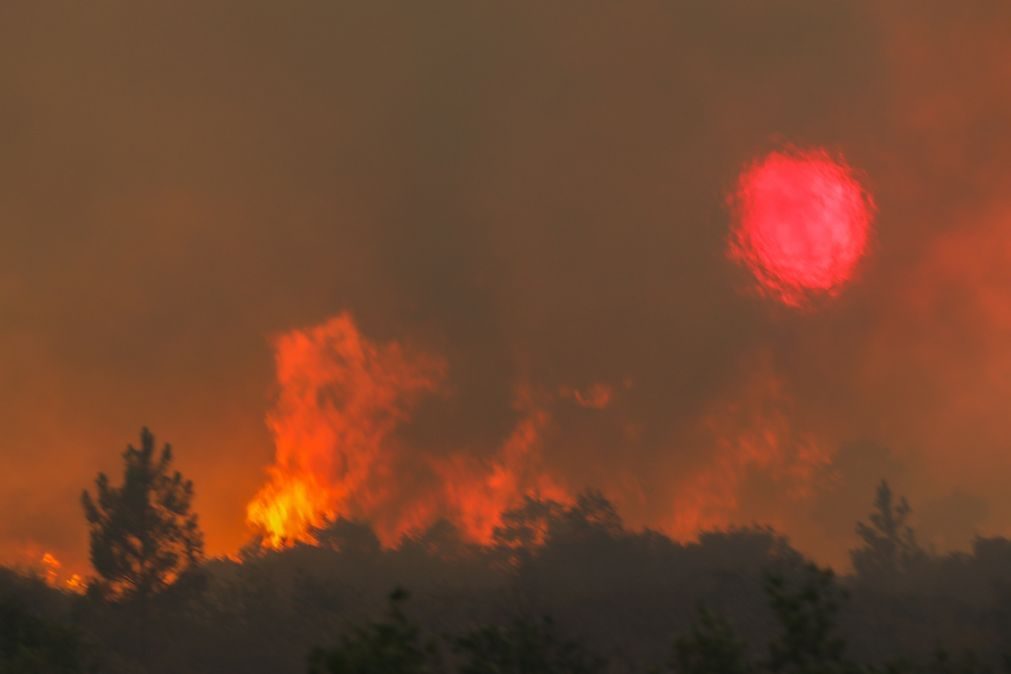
[665,359,832,540]
[559,382,615,410]
[435,397,571,544]
[39,552,85,594]
[41,552,61,586]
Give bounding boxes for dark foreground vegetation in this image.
[5,429,1011,673]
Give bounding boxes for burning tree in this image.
[81,427,204,600]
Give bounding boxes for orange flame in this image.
[41,552,60,586]
[665,358,832,539]
[246,314,838,555]
[246,313,446,547]
[39,552,86,594]
[434,394,571,544]
[65,574,85,592]
[246,313,570,550]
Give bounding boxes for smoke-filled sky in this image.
[3,1,1010,574]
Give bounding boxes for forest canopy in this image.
[3,439,1009,674]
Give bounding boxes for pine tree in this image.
[81,427,204,600]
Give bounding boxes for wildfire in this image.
[41,552,60,585]
[40,552,86,593]
[246,313,446,547]
[246,313,571,550]
[247,314,831,555]
[434,391,571,544]
[665,358,832,539]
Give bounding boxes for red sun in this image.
[728,147,875,307]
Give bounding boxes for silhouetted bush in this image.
[0,595,91,673]
[6,481,1011,673]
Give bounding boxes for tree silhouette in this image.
[672,606,752,674]
[851,481,925,580]
[925,648,993,674]
[308,587,439,674]
[764,564,857,674]
[0,596,90,673]
[454,614,604,674]
[311,517,382,557]
[81,427,204,600]
[493,497,566,551]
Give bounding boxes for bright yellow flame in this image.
[246,475,334,548]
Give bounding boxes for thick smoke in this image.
[1,0,1009,571]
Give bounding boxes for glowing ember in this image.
[39,552,85,593]
[41,552,61,585]
[728,147,875,306]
